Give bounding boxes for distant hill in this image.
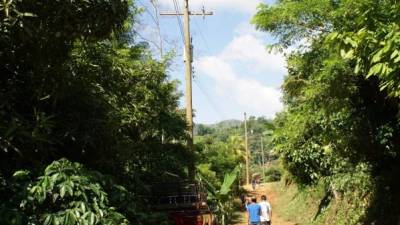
[194,119,242,136]
[212,119,242,129]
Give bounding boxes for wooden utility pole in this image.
[183,0,195,179]
[160,1,213,179]
[244,112,250,185]
[261,136,265,182]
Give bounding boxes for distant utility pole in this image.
[261,136,265,182]
[160,1,213,179]
[244,112,250,185]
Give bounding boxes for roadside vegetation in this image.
[253,0,400,224]
[194,117,275,224]
[0,1,273,224]
[0,1,190,224]
[268,178,372,225]
[3,0,400,225]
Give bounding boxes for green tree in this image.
[1,0,192,223]
[0,0,189,179]
[253,0,400,223]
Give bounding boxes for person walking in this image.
[247,196,261,225]
[259,195,272,225]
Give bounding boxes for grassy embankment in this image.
[269,180,372,225]
[260,159,372,225]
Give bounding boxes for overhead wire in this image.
[176,2,225,121]
[192,19,243,122]
[172,0,185,45]
[133,0,223,122]
[150,0,164,57]
[137,0,158,25]
[190,9,225,120]
[193,18,211,54]
[165,0,226,122]
[193,79,224,121]
[135,0,165,57]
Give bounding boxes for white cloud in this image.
[195,31,285,118]
[234,22,265,38]
[157,0,263,14]
[221,34,286,74]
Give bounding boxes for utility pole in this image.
[244,112,250,185]
[160,1,213,179]
[261,136,265,182]
[183,0,195,179]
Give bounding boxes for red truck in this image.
[152,181,216,225]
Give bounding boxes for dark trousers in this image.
[260,221,271,225]
[249,222,260,225]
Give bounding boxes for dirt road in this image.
[232,183,295,225]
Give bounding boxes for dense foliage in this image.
[253,0,400,224]
[194,118,275,223]
[195,117,274,183]
[1,159,131,225]
[0,0,191,224]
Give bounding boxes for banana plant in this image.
[197,165,240,225]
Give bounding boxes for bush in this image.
[27,159,130,225]
[0,158,178,225]
[264,167,282,182]
[0,159,133,225]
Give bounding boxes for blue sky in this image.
[136,0,286,124]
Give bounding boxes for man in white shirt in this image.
[259,195,272,225]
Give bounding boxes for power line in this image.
[193,18,211,54]
[135,0,164,57]
[193,79,224,120]
[137,0,158,25]
[174,0,183,14]
[159,2,214,153]
[150,0,164,57]
[172,0,185,45]
[188,11,221,119]
[191,18,238,122]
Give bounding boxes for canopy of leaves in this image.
[0,0,189,177]
[253,0,400,223]
[1,0,191,224]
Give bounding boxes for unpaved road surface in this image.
[232,183,295,225]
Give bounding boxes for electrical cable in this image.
[193,79,224,121]
[172,0,185,45]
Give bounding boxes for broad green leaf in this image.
[390,49,399,59]
[367,63,384,78]
[371,50,383,63]
[60,185,66,198]
[44,215,53,225]
[13,170,30,179]
[354,63,361,74]
[343,49,354,59]
[219,166,239,195]
[394,55,400,63]
[344,37,357,47]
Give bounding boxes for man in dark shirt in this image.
[247,196,261,225]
